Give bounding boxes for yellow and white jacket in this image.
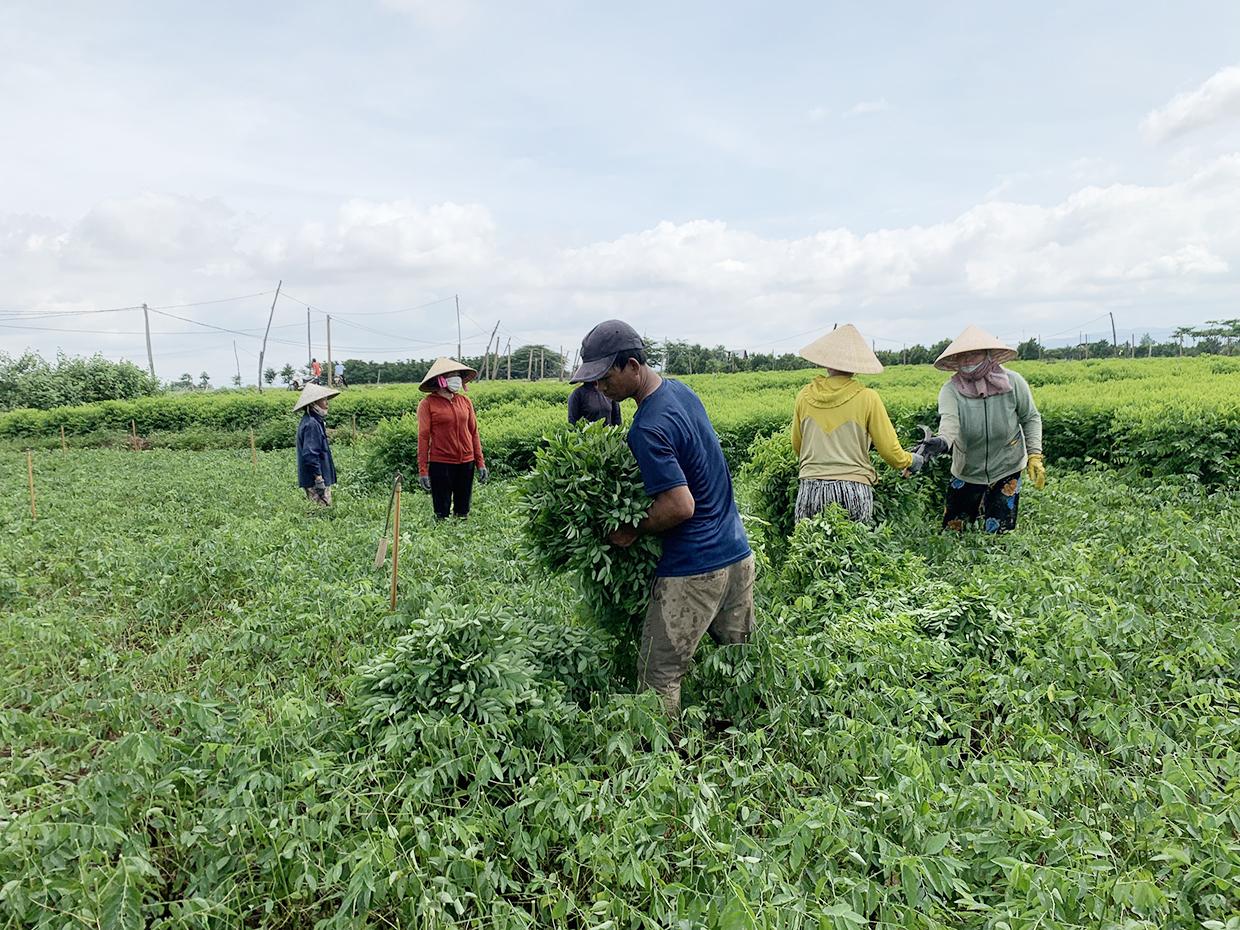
[790,375,912,485]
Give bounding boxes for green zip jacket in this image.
[937,370,1043,485]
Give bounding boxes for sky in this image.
[3,1,1240,383]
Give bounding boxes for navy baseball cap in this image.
[568,319,645,383]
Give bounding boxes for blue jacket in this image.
[296,411,336,488]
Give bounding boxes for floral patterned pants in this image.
[942,471,1021,533]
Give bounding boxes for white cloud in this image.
[1141,65,1240,142]
[4,155,1240,377]
[844,98,890,118]
[245,200,497,276]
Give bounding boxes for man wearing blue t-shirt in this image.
[569,320,754,718]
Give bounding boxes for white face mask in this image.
[444,375,464,393]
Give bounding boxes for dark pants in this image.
[429,461,474,519]
[943,471,1021,533]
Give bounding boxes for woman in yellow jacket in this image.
[791,324,919,523]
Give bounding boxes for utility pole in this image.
[326,315,333,386]
[233,340,241,387]
[257,280,282,394]
[485,320,500,380]
[142,303,156,380]
[455,294,462,361]
[540,347,545,380]
[1109,312,1118,355]
[505,338,511,380]
[558,345,564,380]
[306,307,312,372]
[526,349,532,380]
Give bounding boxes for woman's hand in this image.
[1026,453,1046,489]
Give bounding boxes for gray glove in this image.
[418,475,432,492]
[477,466,489,483]
[906,451,927,474]
[910,425,951,460]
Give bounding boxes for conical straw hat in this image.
[798,324,884,374]
[418,357,479,392]
[934,325,1016,371]
[293,382,341,412]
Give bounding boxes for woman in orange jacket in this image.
[416,357,489,519]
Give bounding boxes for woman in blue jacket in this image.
[294,383,339,505]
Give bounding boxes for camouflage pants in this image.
[638,554,755,718]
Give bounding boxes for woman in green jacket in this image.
[924,326,1045,533]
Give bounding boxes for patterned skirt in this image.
[795,478,874,524]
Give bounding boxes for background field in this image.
[2,357,1239,487]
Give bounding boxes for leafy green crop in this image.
[520,421,660,675]
[5,357,1239,487]
[1,438,1238,929]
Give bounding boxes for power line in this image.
[278,289,456,318]
[148,290,276,310]
[0,289,275,323]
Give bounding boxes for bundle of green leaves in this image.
[520,421,660,642]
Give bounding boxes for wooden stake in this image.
[60,425,67,453]
[249,427,258,468]
[26,450,36,519]
[351,413,358,439]
[130,420,138,448]
[389,476,402,611]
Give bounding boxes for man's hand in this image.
[477,466,489,483]
[608,525,640,548]
[902,451,926,477]
[418,475,432,492]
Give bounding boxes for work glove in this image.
[311,477,329,505]
[418,475,432,492]
[910,425,951,460]
[1026,453,1046,490]
[905,451,927,475]
[477,466,489,484]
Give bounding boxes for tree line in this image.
[3,319,1237,410]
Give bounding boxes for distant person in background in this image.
[310,358,322,384]
[294,382,339,506]
[928,325,1045,533]
[417,357,489,520]
[334,361,347,388]
[567,380,622,426]
[791,324,918,523]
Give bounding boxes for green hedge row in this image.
[3,359,1238,485]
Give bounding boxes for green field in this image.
[3,357,1239,486]
[2,386,1238,929]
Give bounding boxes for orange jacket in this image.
[417,393,485,475]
